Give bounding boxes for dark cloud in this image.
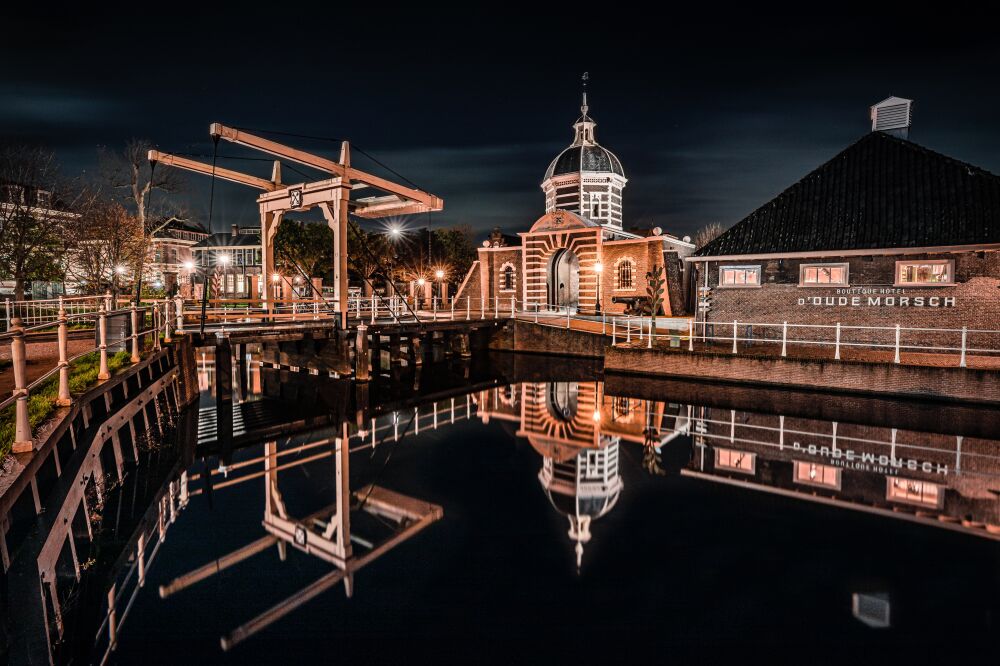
[2,6,998,241]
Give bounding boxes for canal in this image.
[16,350,1000,663]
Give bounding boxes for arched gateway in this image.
[548,248,580,310]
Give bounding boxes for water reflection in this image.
[103,354,1000,661]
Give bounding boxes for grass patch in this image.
[0,350,131,462]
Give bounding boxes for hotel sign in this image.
[798,287,955,308]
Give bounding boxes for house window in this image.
[616,259,635,290]
[895,260,954,286]
[715,447,755,474]
[800,263,849,286]
[236,274,246,294]
[793,461,841,489]
[719,266,761,287]
[886,478,942,508]
[499,262,516,292]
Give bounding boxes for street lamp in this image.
[417,277,426,309]
[594,261,603,315]
[218,254,230,298]
[435,269,445,304]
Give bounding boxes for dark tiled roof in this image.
[545,145,625,179]
[193,232,261,249]
[695,132,1000,257]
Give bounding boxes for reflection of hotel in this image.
[478,382,685,566]
[685,406,1000,536]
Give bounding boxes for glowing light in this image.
[594,262,603,273]
[294,276,302,284]
[115,265,126,275]
[218,254,230,265]
[417,278,426,286]
[592,409,601,422]
[388,225,402,238]
[435,269,444,280]
[271,273,281,283]
[183,261,194,270]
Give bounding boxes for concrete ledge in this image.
[604,345,1000,405]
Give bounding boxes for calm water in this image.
[101,353,999,664]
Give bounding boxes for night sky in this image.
[3,6,999,240]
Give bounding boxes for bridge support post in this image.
[409,335,423,367]
[370,332,382,375]
[354,324,370,381]
[389,334,401,365]
[216,338,234,463]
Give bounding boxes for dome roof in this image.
[544,144,625,180]
[546,490,620,519]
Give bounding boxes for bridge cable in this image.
[199,135,220,336]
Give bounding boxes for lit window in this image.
[895,260,953,285]
[715,447,755,474]
[793,461,841,489]
[719,266,761,287]
[800,263,849,286]
[616,259,635,290]
[886,477,942,508]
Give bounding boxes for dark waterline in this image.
[93,355,1000,664]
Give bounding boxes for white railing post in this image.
[732,320,738,354]
[130,305,140,363]
[510,296,515,319]
[894,324,901,364]
[356,296,361,319]
[647,320,653,349]
[481,298,485,320]
[534,303,539,324]
[4,297,10,332]
[98,307,110,380]
[688,318,694,351]
[834,322,841,360]
[494,295,498,317]
[566,306,570,329]
[163,299,172,343]
[602,310,606,335]
[371,296,377,324]
[960,326,967,368]
[313,299,319,320]
[612,318,617,346]
[10,318,32,452]
[433,296,438,321]
[451,298,455,320]
[627,319,632,343]
[57,308,71,406]
[781,321,788,357]
[466,296,470,321]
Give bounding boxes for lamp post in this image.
[417,277,426,310]
[183,261,195,298]
[218,253,230,299]
[435,269,445,307]
[594,261,603,315]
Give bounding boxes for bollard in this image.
[834,322,841,360]
[130,305,140,363]
[732,320,738,354]
[163,299,172,343]
[98,307,110,380]
[960,326,967,368]
[466,296,470,321]
[10,317,33,452]
[57,309,71,406]
[781,321,788,357]
[355,324,370,381]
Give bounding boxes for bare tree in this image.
[65,202,145,296]
[693,222,726,250]
[0,146,78,300]
[98,139,184,296]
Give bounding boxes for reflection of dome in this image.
[538,441,623,570]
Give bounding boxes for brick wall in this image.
[599,239,675,316]
[454,260,482,307]
[478,248,522,309]
[697,251,1000,349]
[604,345,1000,404]
[488,320,610,358]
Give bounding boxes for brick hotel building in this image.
[688,98,1000,347]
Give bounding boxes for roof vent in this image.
[870,96,913,139]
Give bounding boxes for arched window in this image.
[616,258,635,290]
[500,262,516,292]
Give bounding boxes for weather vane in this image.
[581,71,589,116]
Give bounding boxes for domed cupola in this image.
[542,78,628,230]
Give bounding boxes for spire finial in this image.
[581,71,589,117]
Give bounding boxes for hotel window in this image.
[719,266,761,287]
[793,461,841,489]
[800,263,849,286]
[886,477,943,508]
[895,260,954,286]
[616,259,635,290]
[715,447,756,474]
